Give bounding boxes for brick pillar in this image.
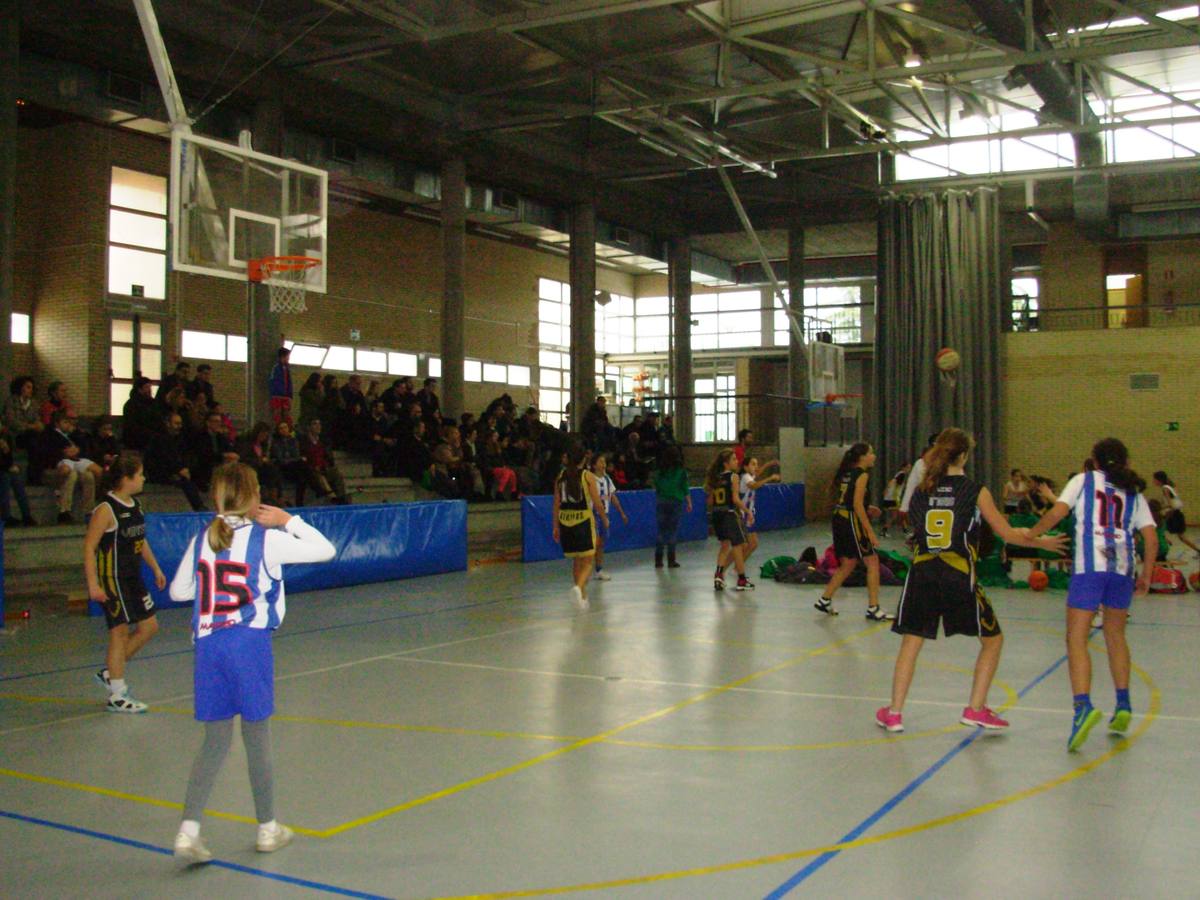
[440,157,466,421]
[568,203,596,433]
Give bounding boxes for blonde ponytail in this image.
[207,462,260,552]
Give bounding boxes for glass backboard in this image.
[170,131,327,293]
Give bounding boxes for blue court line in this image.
[0,594,509,684]
[0,809,392,899]
[763,649,1071,898]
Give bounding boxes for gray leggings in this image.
[183,718,274,824]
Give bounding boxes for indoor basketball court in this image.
[3,0,1200,897]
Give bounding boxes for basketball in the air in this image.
[1029,570,1049,591]
[935,348,961,372]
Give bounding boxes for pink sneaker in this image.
[960,706,1009,730]
[875,706,903,732]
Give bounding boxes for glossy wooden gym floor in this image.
[3,525,1199,898]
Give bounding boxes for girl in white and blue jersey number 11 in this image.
[1027,438,1157,753]
[169,463,335,865]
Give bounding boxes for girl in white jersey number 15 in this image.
[169,463,335,865]
[1027,439,1157,753]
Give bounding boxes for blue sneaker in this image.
[1109,707,1132,733]
[1068,705,1102,751]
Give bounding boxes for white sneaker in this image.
[595,570,612,581]
[256,823,294,853]
[570,585,588,609]
[174,831,213,864]
[106,694,147,713]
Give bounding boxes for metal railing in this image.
[634,392,862,447]
[1011,302,1200,332]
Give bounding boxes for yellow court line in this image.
[318,623,890,837]
[271,714,577,744]
[421,663,1163,899]
[0,767,323,837]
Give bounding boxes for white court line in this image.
[389,656,1200,724]
[0,617,568,738]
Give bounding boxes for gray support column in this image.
[786,226,808,418]
[440,156,466,421]
[568,203,596,433]
[247,95,284,424]
[0,1,18,386]
[668,237,693,443]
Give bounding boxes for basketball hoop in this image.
[247,256,320,314]
[934,347,960,391]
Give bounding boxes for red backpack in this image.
[1150,567,1189,594]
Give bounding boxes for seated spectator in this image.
[185,363,216,410]
[582,395,615,451]
[425,443,467,499]
[368,401,399,476]
[4,376,43,452]
[269,419,326,506]
[440,424,484,500]
[610,452,632,490]
[298,372,323,432]
[210,401,236,443]
[87,417,122,470]
[121,377,161,452]
[156,361,192,407]
[658,414,676,446]
[235,422,284,505]
[364,379,381,408]
[380,377,411,415]
[37,410,102,524]
[621,431,650,488]
[145,412,205,511]
[638,411,663,462]
[192,409,240,490]
[477,429,517,501]
[459,412,477,438]
[39,381,76,427]
[396,419,432,482]
[298,419,350,504]
[417,378,440,430]
[0,426,35,526]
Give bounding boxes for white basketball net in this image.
[939,368,958,390]
[265,270,308,314]
[260,264,312,314]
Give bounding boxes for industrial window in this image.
[108,168,167,300]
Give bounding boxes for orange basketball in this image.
[1190,572,1200,591]
[935,347,961,372]
[1029,570,1049,591]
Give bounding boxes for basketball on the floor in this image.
[1029,570,1049,591]
[935,347,961,372]
[1190,571,1200,591]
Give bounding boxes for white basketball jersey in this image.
[170,515,335,639]
[1058,471,1154,577]
[594,473,616,513]
[739,472,757,518]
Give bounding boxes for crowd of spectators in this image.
[0,357,685,525]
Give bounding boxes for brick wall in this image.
[1002,327,1200,524]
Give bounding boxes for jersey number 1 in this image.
[196,560,252,615]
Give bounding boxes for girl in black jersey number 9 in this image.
[876,429,1067,734]
[814,443,892,621]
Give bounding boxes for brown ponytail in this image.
[920,428,975,493]
[707,449,735,490]
[207,462,260,552]
[100,451,143,495]
[1093,438,1140,492]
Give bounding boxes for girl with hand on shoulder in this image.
[170,463,335,864]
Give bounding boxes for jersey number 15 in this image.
[196,560,252,615]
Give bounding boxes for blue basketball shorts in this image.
[194,626,275,722]
[1067,571,1135,612]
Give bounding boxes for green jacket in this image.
[653,467,690,502]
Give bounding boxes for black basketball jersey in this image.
[909,475,983,557]
[556,470,594,526]
[96,493,147,586]
[834,467,866,512]
[711,470,738,510]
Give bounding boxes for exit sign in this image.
[1167,422,1180,432]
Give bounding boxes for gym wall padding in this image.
[144,501,468,609]
[521,483,805,563]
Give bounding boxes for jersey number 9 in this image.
[925,510,955,550]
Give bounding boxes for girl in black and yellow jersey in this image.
[83,452,167,713]
[706,449,754,591]
[815,442,892,620]
[552,441,608,609]
[877,429,1066,734]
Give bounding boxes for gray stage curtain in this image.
[873,187,1004,495]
